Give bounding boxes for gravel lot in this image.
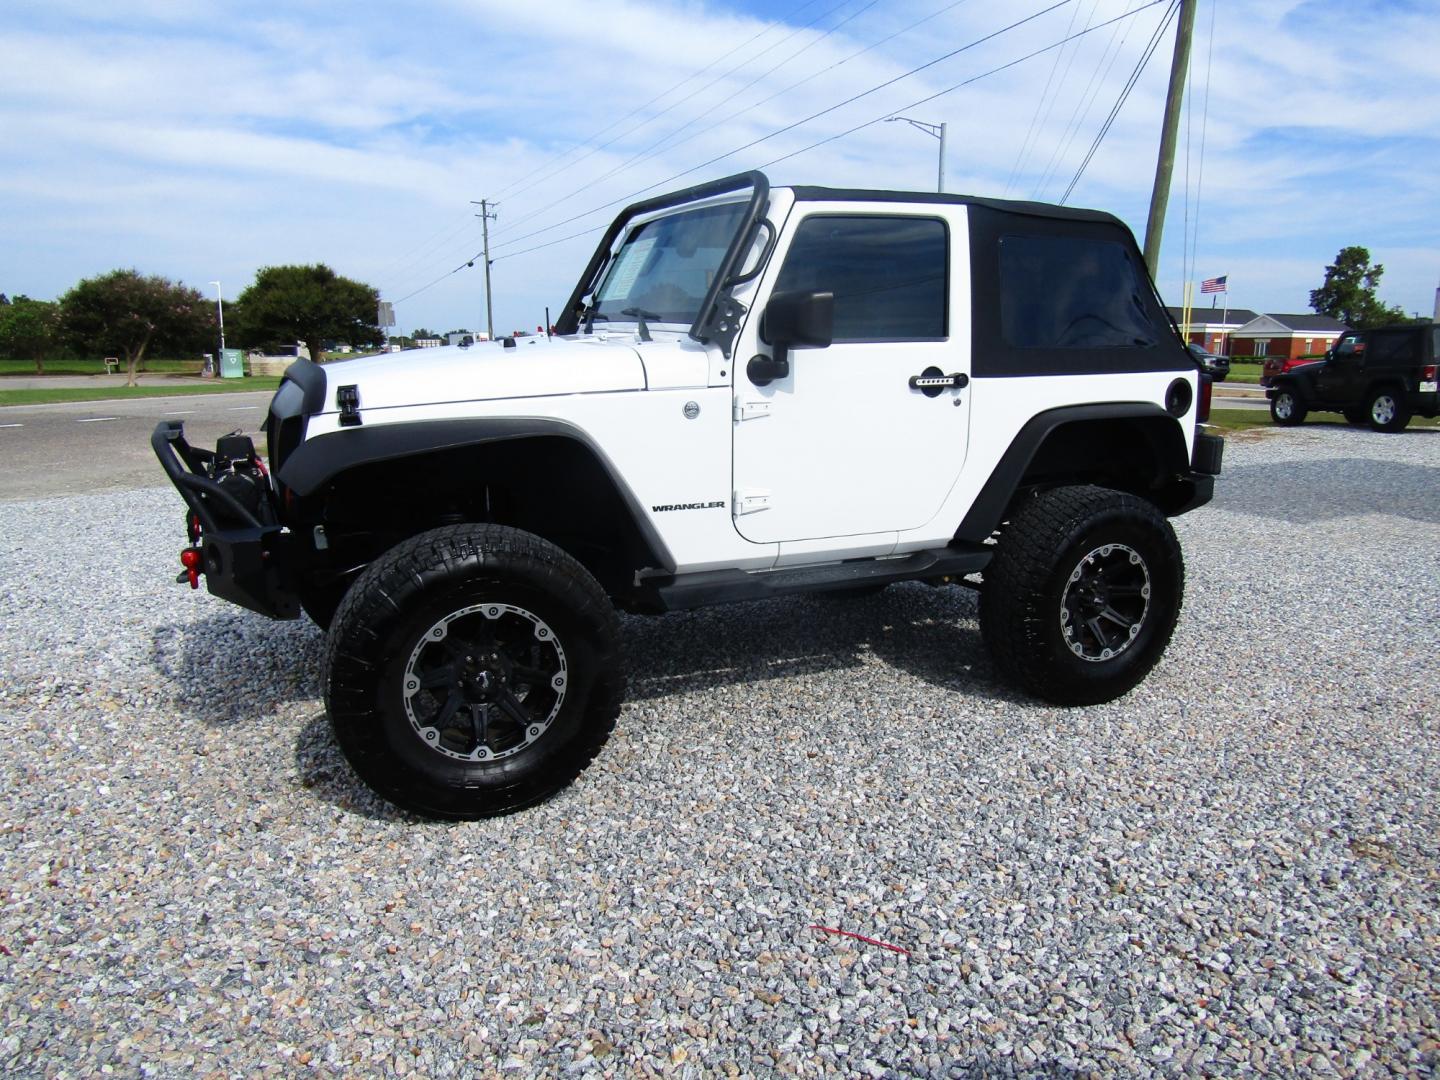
[2,425,1437,1077]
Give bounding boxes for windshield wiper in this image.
[621,307,660,343]
[583,307,609,335]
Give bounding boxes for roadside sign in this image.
[219,348,246,379]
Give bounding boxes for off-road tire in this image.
[1366,386,1411,433]
[322,524,623,819]
[1270,388,1306,426]
[980,485,1183,706]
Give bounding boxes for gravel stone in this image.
[1,423,1438,1077]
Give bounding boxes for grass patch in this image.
[1203,407,1439,435]
[1203,408,1274,434]
[0,379,283,406]
[1224,361,1263,385]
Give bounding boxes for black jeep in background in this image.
[1268,323,1439,432]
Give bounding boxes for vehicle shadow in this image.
[1219,456,1440,525]
[149,612,323,726]
[154,583,1009,820]
[293,710,420,823]
[621,582,1000,703]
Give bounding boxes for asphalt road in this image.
[0,391,273,501]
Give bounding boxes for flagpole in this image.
[1221,287,1228,354]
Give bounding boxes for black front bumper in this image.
[152,421,300,620]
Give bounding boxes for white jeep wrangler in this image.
[154,171,1224,819]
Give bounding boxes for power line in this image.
[756,0,1168,172]
[1183,0,1216,297]
[1058,0,1176,205]
[488,0,1079,257]
[487,0,827,203]
[492,0,1168,269]
[373,210,477,289]
[388,4,853,302]
[1031,0,1144,199]
[1003,0,1085,195]
[501,0,976,241]
[489,0,864,238]
[1023,0,1105,198]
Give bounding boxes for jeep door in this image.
[730,205,970,545]
[1313,340,1363,404]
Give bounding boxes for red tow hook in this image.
[179,546,203,589]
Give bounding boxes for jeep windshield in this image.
[589,200,749,328]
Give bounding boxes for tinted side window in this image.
[1364,330,1418,366]
[773,216,947,341]
[998,235,1157,349]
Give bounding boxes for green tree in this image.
[0,295,61,373]
[235,264,384,363]
[60,270,212,386]
[1309,246,1409,329]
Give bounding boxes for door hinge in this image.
[733,489,772,515]
[733,399,772,422]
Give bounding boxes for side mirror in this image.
[749,290,834,386]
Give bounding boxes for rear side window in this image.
[1364,329,1419,366]
[998,235,1157,349]
[773,215,947,342]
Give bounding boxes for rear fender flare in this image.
[955,403,1190,542]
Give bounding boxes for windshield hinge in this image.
[733,399,772,422]
[694,295,748,359]
[733,488,772,515]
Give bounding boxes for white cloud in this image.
[2,0,1437,330]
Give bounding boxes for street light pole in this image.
[208,281,225,376]
[886,116,947,193]
[209,281,225,352]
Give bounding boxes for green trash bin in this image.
[219,348,246,379]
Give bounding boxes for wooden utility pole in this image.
[1142,0,1196,278]
[471,199,498,341]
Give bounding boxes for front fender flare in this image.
[277,417,675,571]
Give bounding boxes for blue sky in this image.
[3,0,1437,336]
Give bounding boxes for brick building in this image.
[1164,308,1347,358]
[1227,313,1347,360]
[1166,307,1258,355]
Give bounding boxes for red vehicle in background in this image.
[1260,333,1359,386]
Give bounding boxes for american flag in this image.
[1200,275,1228,294]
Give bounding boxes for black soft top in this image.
[786,185,1125,228]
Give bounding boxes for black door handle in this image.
[909,369,969,397]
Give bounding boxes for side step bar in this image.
[640,545,991,612]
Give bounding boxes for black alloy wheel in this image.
[323,525,623,819]
[980,485,1184,706]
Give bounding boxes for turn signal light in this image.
[1196,375,1213,424]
